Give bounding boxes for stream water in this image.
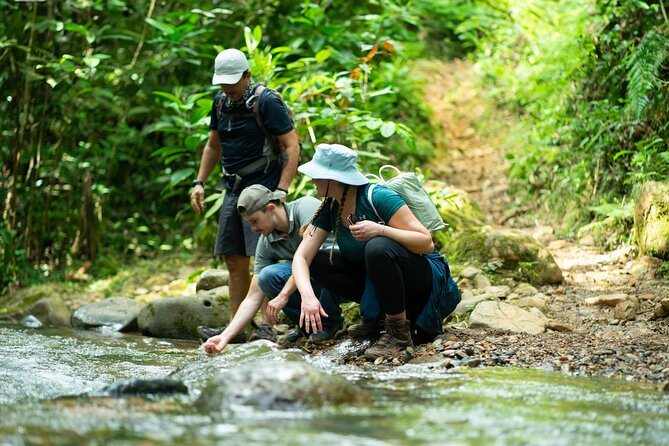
[1,325,667,446]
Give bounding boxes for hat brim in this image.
[298,162,369,186]
[212,71,244,85]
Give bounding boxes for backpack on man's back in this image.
[214,84,300,191]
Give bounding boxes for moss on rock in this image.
[635,181,669,259]
[444,226,563,285]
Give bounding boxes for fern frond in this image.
[625,24,669,122]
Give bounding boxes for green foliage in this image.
[433,0,669,242]
[577,198,635,248]
[0,0,442,290]
[625,24,669,122]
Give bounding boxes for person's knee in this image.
[257,267,273,294]
[257,264,289,298]
[365,236,396,260]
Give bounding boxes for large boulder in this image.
[195,360,368,414]
[137,294,229,340]
[445,226,563,285]
[634,181,669,259]
[16,297,70,327]
[71,296,144,331]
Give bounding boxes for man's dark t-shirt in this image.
[209,88,293,192]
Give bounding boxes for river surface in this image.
[1,325,668,445]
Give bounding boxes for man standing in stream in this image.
[190,48,300,341]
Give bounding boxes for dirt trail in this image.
[416,59,513,225]
[411,60,669,384]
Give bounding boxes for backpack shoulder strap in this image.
[366,184,384,223]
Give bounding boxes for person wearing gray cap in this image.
[190,49,300,325]
[202,184,343,354]
[291,143,461,360]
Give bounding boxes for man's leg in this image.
[225,254,251,318]
[214,191,259,319]
[257,262,341,327]
[257,262,301,325]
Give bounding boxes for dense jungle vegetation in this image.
[1,0,667,293]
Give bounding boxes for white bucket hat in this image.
[298,144,369,186]
[212,49,249,85]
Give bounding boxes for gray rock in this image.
[614,298,638,321]
[196,269,229,292]
[476,285,511,299]
[585,293,628,307]
[71,297,144,331]
[514,283,539,297]
[653,298,669,319]
[459,266,483,279]
[472,273,492,289]
[138,294,229,340]
[452,292,500,318]
[21,315,43,328]
[17,297,70,327]
[507,293,550,312]
[196,360,367,413]
[469,301,546,334]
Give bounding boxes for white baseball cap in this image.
[212,49,249,85]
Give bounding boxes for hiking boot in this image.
[197,325,246,344]
[347,320,385,339]
[363,318,413,360]
[248,323,276,342]
[308,322,343,344]
[280,329,305,344]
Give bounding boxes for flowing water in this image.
[1,325,668,446]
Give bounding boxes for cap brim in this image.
[212,71,244,85]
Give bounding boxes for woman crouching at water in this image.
[291,144,460,360]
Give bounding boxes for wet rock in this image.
[138,294,229,340]
[71,297,144,331]
[21,315,43,328]
[93,378,188,397]
[16,297,70,327]
[196,269,229,292]
[585,293,628,307]
[196,360,367,413]
[469,301,546,334]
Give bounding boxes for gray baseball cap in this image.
[237,185,286,215]
[212,49,249,85]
